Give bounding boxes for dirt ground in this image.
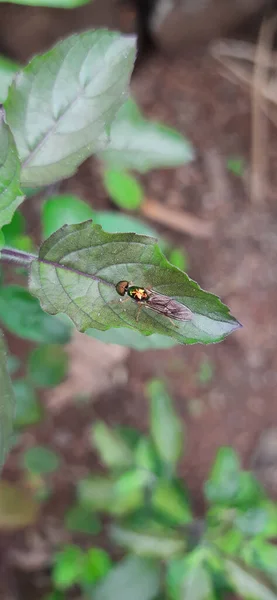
[1,9,277,600]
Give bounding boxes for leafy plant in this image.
[22,445,60,475]
[54,379,277,600]
[103,169,144,211]
[0,28,240,488]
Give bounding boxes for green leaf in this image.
[22,445,60,474]
[0,481,38,529]
[241,540,277,586]
[110,524,186,558]
[0,285,72,343]
[0,55,19,103]
[27,344,68,388]
[168,248,188,272]
[204,447,241,505]
[235,502,277,537]
[42,194,94,239]
[226,156,245,177]
[52,545,84,590]
[215,529,244,555]
[64,505,101,535]
[1,210,25,244]
[167,553,215,600]
[77,476,114,511]
[224,558,277,600]
[82,548,112,586]
[103,169,143,210]
[0,109,25,229]
[135,436,159,474]
[93,556,161,600]
[0,230,4,249]
[151,479,192,525]
[4,31,136,187]
[91,421,134,470]
[234,472,264,509]
[13,379,43,427]
[111,469,152,516]
[1,0,90,7]
[147,379,183,471]
[99,99,194,172]
[0,331,15,469]
[29,222,240,347]
[87,327,178,350]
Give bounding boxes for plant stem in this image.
[0,247,37,267]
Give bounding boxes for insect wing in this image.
[147,291,193,321]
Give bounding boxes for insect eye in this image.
[116,280,129,296]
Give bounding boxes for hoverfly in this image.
[115,280,193,323]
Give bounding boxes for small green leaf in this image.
[23,445,60,474]
[0,109,25,229]
[9,234,35,252]
[0,331,15,469]
[0,55,19,103]
[114,425,141,449]
[241,539,277,586]
[1,210,26,244]
[110,524,186,559]
[42,194,94,239]
[77,476,114,511]
[235,502,277,537]
[167,553,216,600]
[224,558,277,600]
[99,98,194,172]
[92,421,134,470]
[93,556,161,600]
[13,379,43,427]
[29,221,240,345]
[64,505,101,535]
[0,230,4,249]
[215,529,243,555]
[112,469,152,516]
[226,157,245,177]
[27,344,68,388]
[52,545,84,590]
[0,285,72,344]
[147,379,184,471]
[135,436,159,474]
[168,248,188,272]
[82,548,112,585]
[5,31,136,187]
[204,447,241,505]
[234,472,264,509]
[151,479,192,525]
[0,481,38,529]
[103,169,143,210]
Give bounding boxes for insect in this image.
[115,280,193,323]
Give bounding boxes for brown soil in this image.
[1,8,277,600]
